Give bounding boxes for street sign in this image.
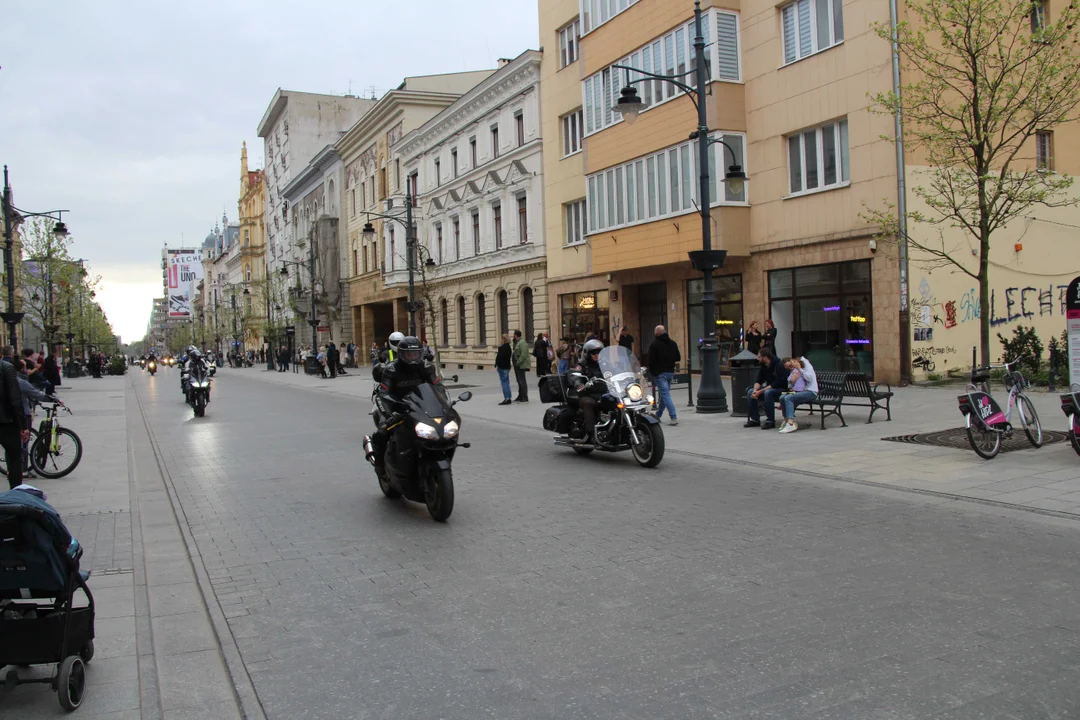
[1067,276,1080,387]
[317,326,330,332]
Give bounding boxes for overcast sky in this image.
[0,1,539,343]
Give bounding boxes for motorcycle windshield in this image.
[404,383,455,420]
[597,345,647,398]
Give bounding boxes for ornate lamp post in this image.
[279,228,318,357]
[361,187,420,336]
[611,0,748,413]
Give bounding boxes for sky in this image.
[0,1,539,343]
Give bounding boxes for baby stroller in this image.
[0,489,95,711]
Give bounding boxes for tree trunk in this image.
[978,232,992,369]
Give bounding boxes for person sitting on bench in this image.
[779,357,819,434]
[745,349,788,430]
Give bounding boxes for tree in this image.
[17,217,80,346]
[865,0,1080,366]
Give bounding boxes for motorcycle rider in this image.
[367,336,440,474]
[570,338,606,444]
[379,331,406,364]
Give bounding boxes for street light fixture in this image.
[360,189,421,337]
[608,0,749,413]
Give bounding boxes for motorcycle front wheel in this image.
[425,468,454,522]
[194,394,205,417]
[631,420,665,468]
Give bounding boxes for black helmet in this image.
[397,336,423,365]
[582,338,604,360]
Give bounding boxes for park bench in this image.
[803,371,894,429]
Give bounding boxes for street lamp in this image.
[361,186,420,337]
[610,0,750,413]
[280,235,318,358]
[1,165,71,353]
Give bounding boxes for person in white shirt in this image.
[779,356,819,434]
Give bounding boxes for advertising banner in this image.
[166,249,203,319]
[1067,276,1080,387]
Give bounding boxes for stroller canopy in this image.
[0,490,77,596]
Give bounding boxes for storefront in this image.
[687,274,744,369]
[559,290,610,343]
[768,260,874,375]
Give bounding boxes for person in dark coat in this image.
[327,343,338,379]
[646,325,681,426]
[532,333,549,378]
[0,359,27,489]
[42,349,62,388]
[495,334,513,406]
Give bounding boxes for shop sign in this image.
[846,339,871,345]
[823,305,840,312]
[850,315,867,323]
[715,319,735,325]
[579,296,596,310]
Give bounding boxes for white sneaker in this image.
[668,419,678,426]
[779,422,798,434]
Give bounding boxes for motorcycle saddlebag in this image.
[555,406,577,434]
[543,406,562,432]
[538,374,567,404]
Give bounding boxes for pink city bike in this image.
[1061,384,1080,457]
[957,358,1043,459]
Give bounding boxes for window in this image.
[434,158,441,187]
[580,0,639,34]
[786,119,849,195]
[363,242,369,273]
[451,148,458,178]
[688,275,743,352]
[470,137,477,167]
[394,159,401,190]
[440,298,449,345]
[379,168,387,199]
[244,229,250,246]
[493,203,503,249]
[360,182,366,209]
[1037,131,1053,171]
[522,287,535,340]
[781,0,843,64]
[515,112,525,147]
[586,132,746,234]
[353,249,358,276]
[436,223,444,263]
[457,296,467,345]
[472,210,481,255]
[389,226,395,270]
[562,109,583,156]
[452,217,461,260]
[565,200,587,245]
[476,294,488,345]
[491,125,500,159]
[517,195,528,244]
[583,10,740,137]
[1032,0,1047,32]
[559,19,580,67]
[409,172,418,203]
[350,189,356,217]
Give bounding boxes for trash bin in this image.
[729,348,760,416]
[305,356,321,375]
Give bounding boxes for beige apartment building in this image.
[540,0,902,380]
[337,71,495,355]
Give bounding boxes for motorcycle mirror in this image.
[457,391,473,402]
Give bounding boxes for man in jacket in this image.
[511,329,531,402]
[0,358,27,489]
[646,325,681,426]
[495,334,513,405]
[327,342,339,379]
[745,348,789,429]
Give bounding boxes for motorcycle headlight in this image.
[415,422,438,439]
[646,395,655,405]
[626,383,643,402]
[443,420,459,437]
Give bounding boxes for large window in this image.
[768,260,873,375]
[493,203,503,249]
[687,276,743,362]
[440,298,449,345]
[1037,131,1053,172]
[498,290,509,336]
[452,217,460,260]
[559,19,580,67]
[580,0,639,34]
[787,119,849,196]
[471,210,481,255]
[781,0,843,64]
[565,199,587,246]
[583,10,740,136]
[476,294,488,345]
[457,296,467,345]
[587,133,746,234]
[522,287,535,340]
[517,196,529,243]
[559,291,610,343]
[562,110,583,157]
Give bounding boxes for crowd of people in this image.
[0,345,68,489]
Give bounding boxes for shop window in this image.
[688,275,743,365]
[559,290,610,344]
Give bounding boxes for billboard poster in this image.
[166,249,203,319]
[1067,276,1080,387]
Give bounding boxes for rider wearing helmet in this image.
[368,336,440,472]
[570,338,606,443]
[379,331,406,364]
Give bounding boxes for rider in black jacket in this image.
[368,336,440,473]
[570,338,605,443]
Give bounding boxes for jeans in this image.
[497,368,512,400]
[0,423,22,489]
[654,372,677,420]
[747,387,783,423]
[557,359,569,375]
[780,391,818,420]
[515,368,529,400]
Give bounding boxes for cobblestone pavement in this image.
[134,368,1080,719]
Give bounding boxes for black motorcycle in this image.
[541,345,665,468]
[364,378,471,522]
[146,359,157,376]
[185,362,212,417]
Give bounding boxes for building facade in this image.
[238,142,268,350]
[539,0,903,381]
[335,71,496,357]
[394,51,547,369]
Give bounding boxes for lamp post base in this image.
[694,340,729,414]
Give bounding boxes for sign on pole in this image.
[1067,276,1080,387]
[166,249,203,319]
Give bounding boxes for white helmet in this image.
[388,331,405,349]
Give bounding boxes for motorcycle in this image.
[147,360,157,376]
[185,361,212,417]
[1062,383,1080,456]
[363,374,472,522]
[541,345,665,468]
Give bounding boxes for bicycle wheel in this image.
[1017,394,1043,448]
[0,428,38,476]
[31,428,83,479]
[966,421,1001,460]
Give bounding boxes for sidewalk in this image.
[238,364,1080,519]
[3,375,247,720]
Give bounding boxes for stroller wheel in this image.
[80,640,94,663]
[57,656,85,711]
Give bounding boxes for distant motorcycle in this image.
[146,360,157,376]
[185,361,212,417]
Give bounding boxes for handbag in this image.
[546,346,555,360]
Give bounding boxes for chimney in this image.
[497,58,512,68]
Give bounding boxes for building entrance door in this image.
[638,282,668,362]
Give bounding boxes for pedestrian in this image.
[646,324,681,426]
[556,337,571,375]
[745,348,788,430]
[511,329,531,402]
[14,359,50,479]
[495,334,513,406]
[533,333,549,378]
[370,343,379,366]
[327,342,338,379]
[745,320,763,354]
[763,318,778,352]
[43,347,62,388]
[778,356,818,434]
[617,325,635,355]
[0,357,27,489]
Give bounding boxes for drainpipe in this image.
[890,0,911,386]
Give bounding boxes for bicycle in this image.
[957,357,1043,459]
[30,400,83,479]
[912,354,935,372]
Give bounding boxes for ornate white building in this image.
[393,51,547,369]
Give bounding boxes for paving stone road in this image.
[128,367,1080,719]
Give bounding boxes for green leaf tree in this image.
[866,0,1080,366]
